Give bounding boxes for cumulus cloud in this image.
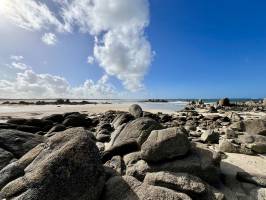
[10,62,31,70]
[87,56,94,64]
[10,55,24,61]
[0,69,115,99]
[61,0,152,91]
[41,32,57,45]
[0,0,153,92]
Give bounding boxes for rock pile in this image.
[0,104,265,199]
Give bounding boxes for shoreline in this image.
[0,103,178,122]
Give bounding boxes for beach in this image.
[0,99,266,199]
[0,100,188,122]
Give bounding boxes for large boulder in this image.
[219,139,239,153]
[104,156,124,175]
[6,118,27,125]
[0,148,14,170]
[230,118,266,136]
[42,114,64,123]
[127,143,221,184]
[0,129,44,158]
[63,114,91,127]
[141,127,190,162]
[102,139,140,163]
[237,172,266,187]
[112,113,134,129]
[6,118,53,132]
[101,175,191,200]
[110,117,163,147]
[143,172,207,197]
[0,127,105,200]
[243,119,266,136]
[201,130,219,144]
[263,98,266,106]
[226,112,242,122]
[218,98,230,107]
[249,143,266,154]
[129,104,143,118]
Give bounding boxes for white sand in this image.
[0,103,173,122]
[221,153,266,176]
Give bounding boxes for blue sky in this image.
[0,0,265,99]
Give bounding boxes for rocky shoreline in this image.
[0,99,266,199]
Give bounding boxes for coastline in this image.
[0,103,181,122]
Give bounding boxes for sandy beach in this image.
[0,103,178,122]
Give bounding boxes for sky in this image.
[0,0,265,99]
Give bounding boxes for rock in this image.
[63,115,91,127]
[101,175,192,200]
[225,129,237,139]
[15,124,42,133]
[141,127,190,162]
[190,131,202,138]
[0,148,14,170]
[6,118,27,125]
[237,172,266,187]
[112,113,134,129]
[143,111,160,121]
[104,156,124,175]
[42,114,64,123]
[246,135,266,143]
[243,119,266,136]
[218,98,230,107]
[110,117,162,147]
[0,123,17,130]
[0,129,44,158]
[250,188,266,200]
[24,118,53,129]
[144,171,207,197]
[226,112,242,122]
[204,115,221,121]
[230,121,245,131]
[127,143,221,184]
[101,175,139,200]
[201,130,220,144]
[0,127,105,200]
[123,151,142,167]
[46,124,66,135]
[249,143,266,154]
[96,142,105,152]
[96,122,113,133]
[185,125,197,131]
[209,106,218,113]
[129,104,143,118]
[96,133,111,143]
[264,98,266,106]
[102,139,140,163]
[159,114,173,123]
[219,139,239,153]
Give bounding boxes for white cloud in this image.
[41,32,57,45]
[10,62,31,70]
[61,0,152,91]
[87,56,94,64]
[0,69,115,99]
[10,55,24,61]
[0,0,152,92]
[0,0,66,32]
